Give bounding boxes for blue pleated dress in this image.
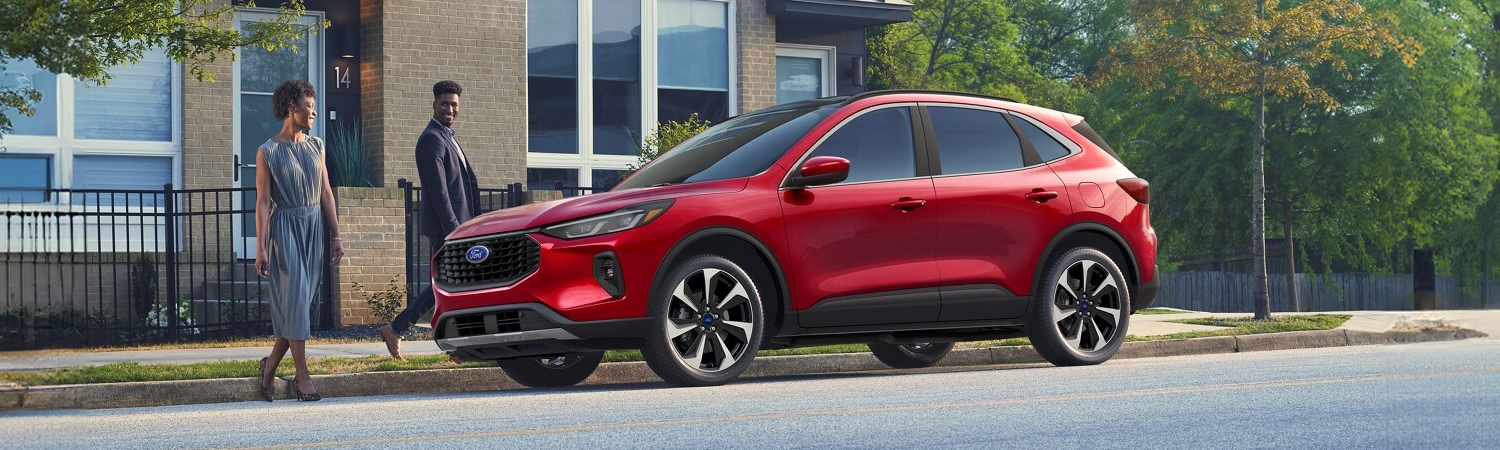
[259,136,326,340]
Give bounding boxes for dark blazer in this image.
[416,119,480,239]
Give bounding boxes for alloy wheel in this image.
[664,267,755,373]
[1051,259,1123,353]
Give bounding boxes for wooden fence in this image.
[1153,272,1500,312]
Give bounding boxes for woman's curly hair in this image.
[272,80,317,121]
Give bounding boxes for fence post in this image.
[398,179,415,304]
[509,182,525,207]
[163,183,178,340]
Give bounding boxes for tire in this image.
[869,341,955,369]
[496,351,605,388]
[1026,247,1131,366]
[641,254,765,387]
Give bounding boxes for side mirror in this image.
[788,156,850,188]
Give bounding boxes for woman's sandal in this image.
[258,357,275,402]
[294,379,321,402]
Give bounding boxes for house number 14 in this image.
[333,66,352,89]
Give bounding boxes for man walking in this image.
[379,80,478,359]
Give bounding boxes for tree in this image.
[0,0,316,136]
[867,0,1044,103]
[1101,0,1419,319]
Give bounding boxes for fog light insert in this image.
[593,252,625,298]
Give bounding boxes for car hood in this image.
[449,179,748,239]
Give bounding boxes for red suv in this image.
[432,90,1157,388]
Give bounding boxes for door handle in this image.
[1025,189,1059,203]
[234,155,257,182]
[891,197,927,211]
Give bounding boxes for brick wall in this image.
[330,186,407,325]
[738,0,777,114]
[364,0,527,188]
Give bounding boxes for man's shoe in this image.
[378,325,404,360]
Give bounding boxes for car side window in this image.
[1012,115,1073,162]
[806,107,916,183]
[928,106,1024,175]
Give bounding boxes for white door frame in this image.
[232,8,325,259]
[775,44,836,102]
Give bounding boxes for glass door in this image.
[233,9,323,259]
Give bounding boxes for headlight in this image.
[541,200,674,239]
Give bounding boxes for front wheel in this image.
[496,351,605,388]
[642,254,765,387]
[1026,247,1131,366]
[869,342,954,369]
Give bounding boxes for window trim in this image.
[0,50,182,210]
[527,0,738,191]
[774,44,836,104]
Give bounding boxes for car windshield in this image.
[613,100,840,190]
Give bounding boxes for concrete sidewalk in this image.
[1,310,1494,372]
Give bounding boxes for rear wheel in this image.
[1026,247,1131,366]
[869,342,954,369]
[642,254,764,387]
[496,351,605,388]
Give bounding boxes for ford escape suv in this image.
[431,90,1158,388]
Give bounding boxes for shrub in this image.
[625,114,711,176]
[354,276,406,323]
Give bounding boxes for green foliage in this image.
[867,0,1049,104]
[353,276,406,323]
[329,115,371,187]
[0,0,320,136]
[626,113,711,175]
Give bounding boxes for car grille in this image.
[436,234,540,290]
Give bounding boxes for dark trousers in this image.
[391,234,443,334]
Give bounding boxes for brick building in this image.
[0,0,912,333]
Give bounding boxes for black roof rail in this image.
[844,89,1020,105]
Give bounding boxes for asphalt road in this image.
[2,339,1497,449]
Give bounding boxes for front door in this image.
[781,105,940,328]
[233,9,324,259]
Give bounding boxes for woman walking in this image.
[255,80,345,402]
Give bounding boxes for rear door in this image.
[780,104,941,327]
[921,104,1074,321]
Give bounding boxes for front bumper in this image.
[435,303,650,360]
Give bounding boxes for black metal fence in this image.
[1,185,332,349]
[397,179,525,304]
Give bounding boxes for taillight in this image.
[1118,178,1150,204]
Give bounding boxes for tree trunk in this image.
[1251,18,1271,320]
[1283,200,1300,312]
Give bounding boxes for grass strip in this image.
[0,315,1351,387]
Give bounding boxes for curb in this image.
[1,327,1486,411]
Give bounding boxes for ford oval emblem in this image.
[465,245,490,264]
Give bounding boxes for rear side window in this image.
[807,107,916,183]
[927,106,1024,174]
[1012,116,1072,162]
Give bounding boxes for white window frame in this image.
[526,0,737,191]
[775,44,836,104]
[0,54,183,212]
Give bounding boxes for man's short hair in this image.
[272,80,317,121]
[433,80,463,98]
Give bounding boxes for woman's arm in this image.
[254,149,273,278]
[319,147,345,266]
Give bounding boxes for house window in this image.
[775,45,835,104]
[0,156,51,203]
[527,0,734,196]
[0,49,181,207]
